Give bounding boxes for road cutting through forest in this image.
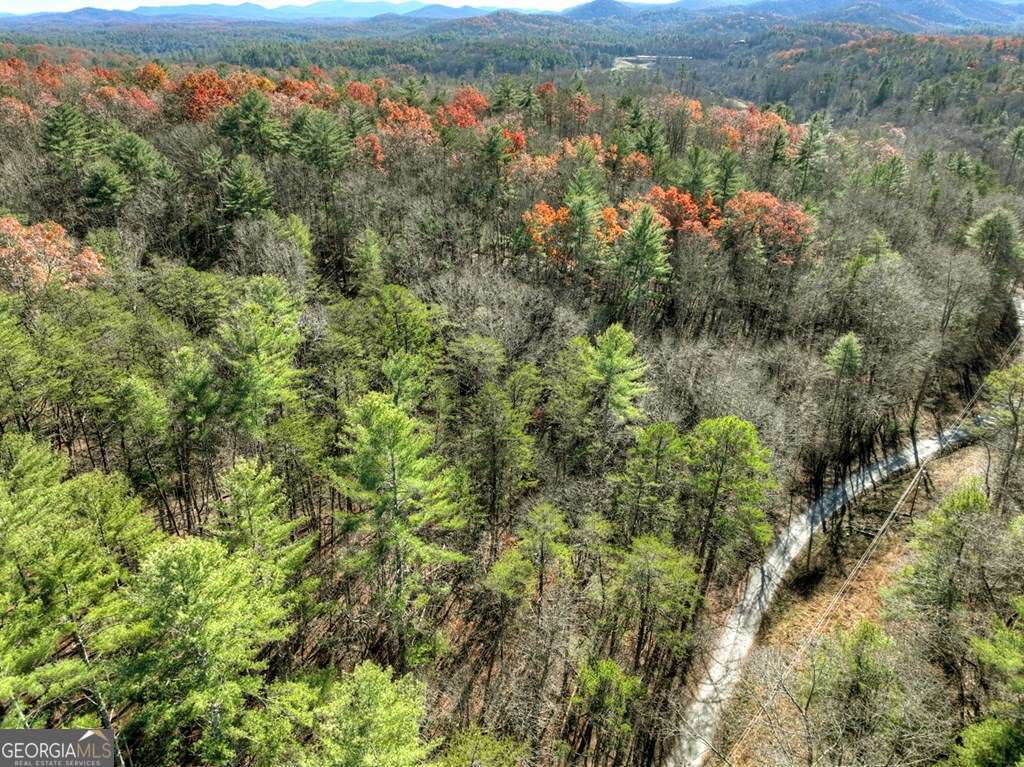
[665,297,1024,767]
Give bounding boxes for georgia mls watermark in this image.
[0,730,115,767]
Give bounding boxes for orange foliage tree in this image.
[438,86,490,128]
[175,69,233,122]
[345,80,377,107]
[720,191,812,265]
[522,201,571,269]
[536,81,557,127]
[567,91,597,127]
[0,217,104,290]
[0,58,28,90]
[0,96,35,129]
[134,62,169,91]
[378,98,437,144]
[355,133,385,170]
[709,105,800,155]
[501,127,527,153]
[643,186,722,248]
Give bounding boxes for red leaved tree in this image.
[0,217,104,291]
[720,191,812,266]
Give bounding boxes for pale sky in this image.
[0,0,678,15]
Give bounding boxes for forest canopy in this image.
[1,23,1024,767]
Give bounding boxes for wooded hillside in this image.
[1,39,1023,766]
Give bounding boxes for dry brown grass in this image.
[724,445,990,766]
[762,445,987,649]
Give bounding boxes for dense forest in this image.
[1,24,1024,767]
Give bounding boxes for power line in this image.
[714,311,1024,766]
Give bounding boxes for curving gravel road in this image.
[665,294,1024,767]
[664,427,965,767]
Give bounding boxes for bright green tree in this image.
[243,662,430,767]
[338,392,465,668]
[112,374,171,494]
[548,324,648,471]
[168,344,221,454]
[563,162,605,270]
[976,595,1024,694]
[0,435,157,767]
[217,276,301,439]
[519,501,571,599]
[569,657,643,759]
[219,153,273,222]
[611,203,671,322]
[682,415,773,596]
[436,727,526,767]
[362,284,439,367]
[947,717,1024,767]
[485,501,570,604]
[305,662,430,767]
[610,421,685,538]
[587,323,649,425]
[217,90,289,158]
[0,302,50,432]
[109,536,288,766]
[825,332,864,379]
[147,263,229,335]
[381,350,430,411]
[609,534,698,670]
[216,458,311,596]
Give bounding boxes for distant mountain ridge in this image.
[405,3,496,18]
[563,0,639,19]
[130,0,429,19]
[744,0,1024,28]
[1,0,1023,32]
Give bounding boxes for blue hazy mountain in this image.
[1,0,1022,31]
[743,0,1024,28]
[406,3,496,17]
[129,0,427,19]
[563,0,640,18]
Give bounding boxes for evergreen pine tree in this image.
[793,112,828,195]
[563,163,605,270]
[338,392,465,668]
[41,103,92,173]
[292,108,350,175]
[682,415,774,596]
[216,458,310,590]
[586,323,649,425]
[610,421,685,538]
[110,536,288,765]
[612,203,671,322]
[217,276,301,439]
[83,158,131,209]
[217,89,289,158]
[712,148,745,207]
[826,332,864,379]
[219,153,273,223]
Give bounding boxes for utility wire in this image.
[712,312,1024,766]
